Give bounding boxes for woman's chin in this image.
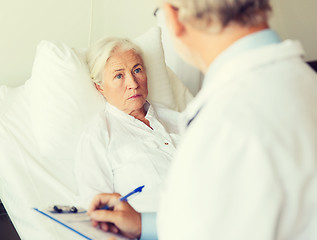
[127,102,146,113]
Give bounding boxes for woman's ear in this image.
[94,83,103,93]
[163,3,185,37]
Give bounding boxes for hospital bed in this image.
[0,15,198,239]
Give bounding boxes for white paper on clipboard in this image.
[33,208,128,240]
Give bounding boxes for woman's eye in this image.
[116,74,123,79]
[134,68,141,74]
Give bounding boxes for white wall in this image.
[90,0,157,43]
[1,0,316,87]
[0,0,157,87]
[269,0,317,61]
[0,0,91,87]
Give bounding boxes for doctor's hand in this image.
[88,193,142,239]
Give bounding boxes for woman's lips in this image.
[128,94,141,99]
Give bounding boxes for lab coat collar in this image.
[181,39,305,132]
[203,29,281,88]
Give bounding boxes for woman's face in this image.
[98,49,148,115]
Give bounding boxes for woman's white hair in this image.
[87,37,144,85]
[164,0,271,32]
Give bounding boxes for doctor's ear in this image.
[163,3,185,37]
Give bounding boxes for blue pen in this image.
[101,185,144,210]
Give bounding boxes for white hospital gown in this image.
[75,101,180,212]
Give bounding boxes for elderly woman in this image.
[75,37,180,212]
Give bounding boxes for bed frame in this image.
[307,60,317,72]
[0,200,20,240]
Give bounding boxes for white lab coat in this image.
[158,40,317,240]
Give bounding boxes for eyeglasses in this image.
[153,5,179,17]
[154,7,160,17]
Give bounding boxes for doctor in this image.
[88,0,317,239]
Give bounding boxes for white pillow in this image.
[29,40,104,163]
[133,27,193,110]
[133,27,175,108]
[28,26,193,168]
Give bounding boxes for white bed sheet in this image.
[0,84,85,239]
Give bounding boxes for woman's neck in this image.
[129,107,152,129]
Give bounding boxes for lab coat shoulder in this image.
[179,38,317,206]
[195,40,317,140]
[196,53,317,148]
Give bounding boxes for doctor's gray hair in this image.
[87,38,144,85]
[164,0,271,32]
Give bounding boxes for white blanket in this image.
[0,85,83,239]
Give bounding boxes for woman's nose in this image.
[126,73,138,89]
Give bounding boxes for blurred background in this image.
[0,0,316,88]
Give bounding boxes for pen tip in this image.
[136,185,145,192]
